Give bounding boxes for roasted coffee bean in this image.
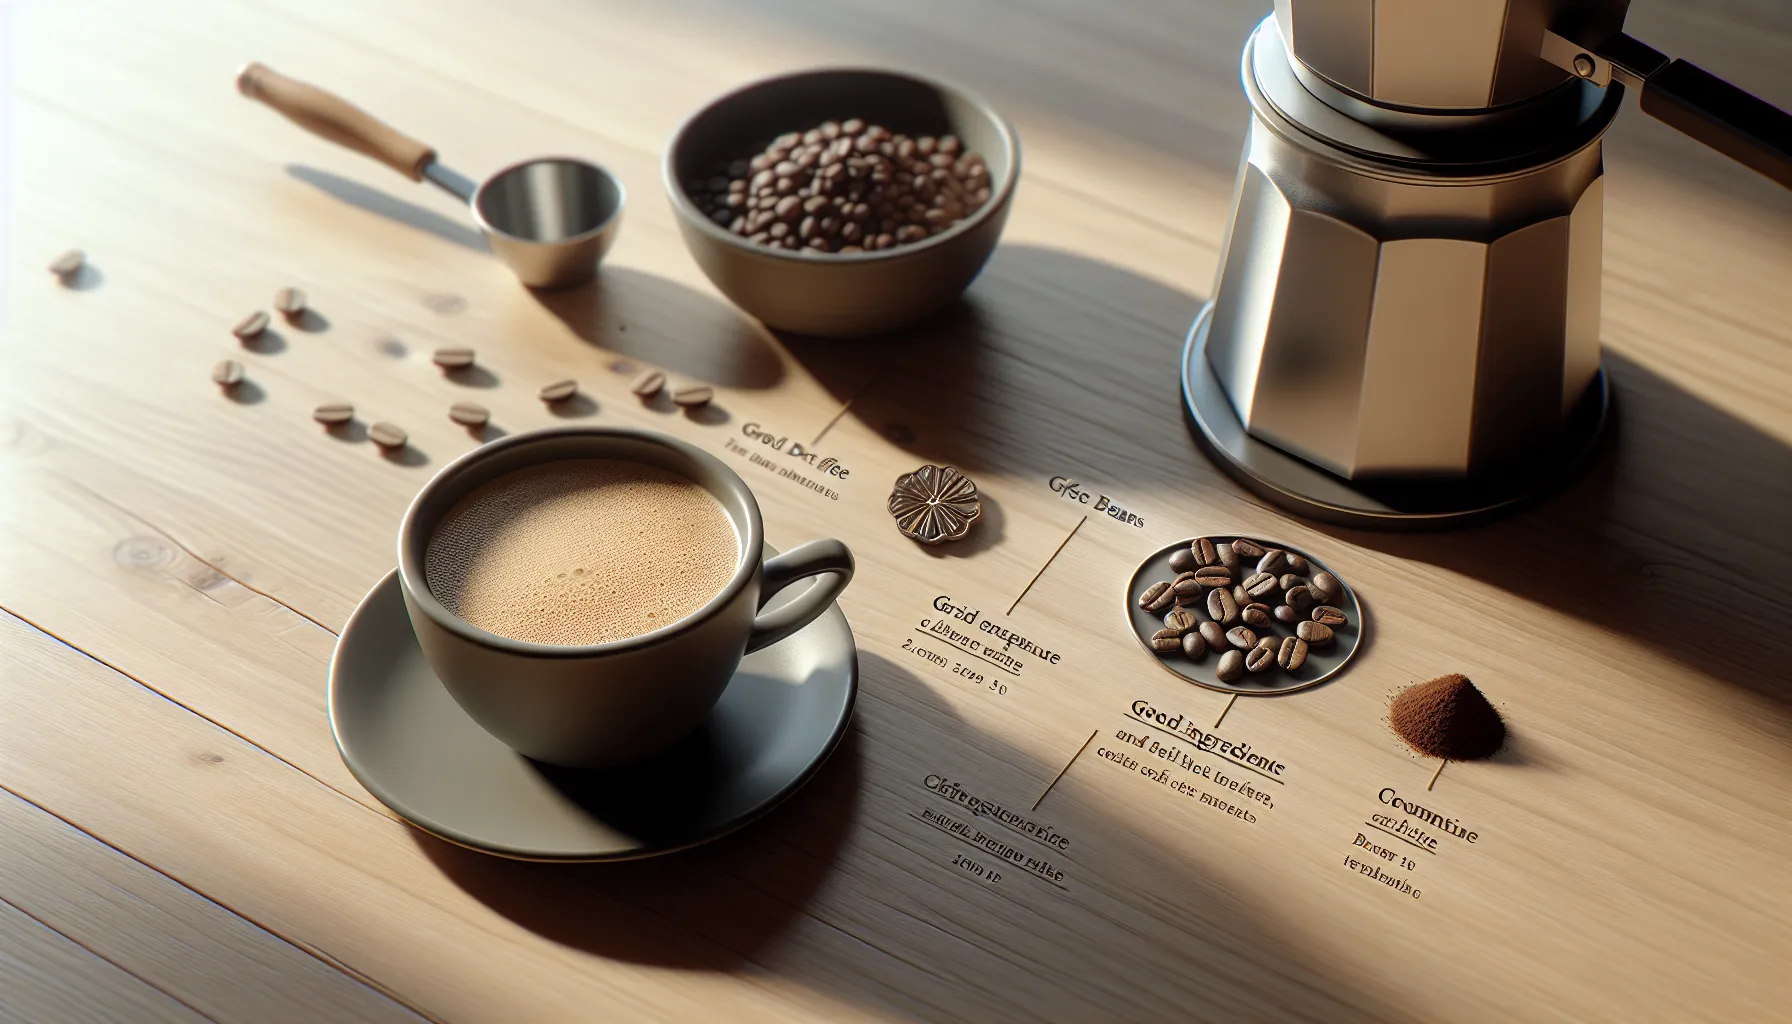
[1207,587,1239,625]
[1285,552,1308,574]
[1199,621,1229,652]
[210,359,244,388]
[1274,604,1301,624]
[1172,571,1198,585]
[672,385,714,408]
[1150,628,1182,653]
[232,310,270,341]
[1232,584,1250,607]
[538,379,579,403]
[1217,650,1245,682]
[1138,581,1172,610]
[1218,543,1240,572]
[48,249,85,280]
[1278,573,1303,591]
[1172,578,1203,599]
[448,401,490,427]
[369,422,408,449]
[1277,636,1309,671]
[1297,620,1334,645]
[1181,631,1207,659]
[1144,583,1177,613]
[1193,566,1232,588]
[1242,572,1278,599]
[1242,603,1272,628]
[433,346,476,369]
[1312,605,1349,626]
[1246,639,1278,673]
[1226,626,1258,650]
[1257,548,1288,575]
[274,286,307,319]
[1167,548,1196,574]
[1310,571,1343,604]
[1284,585,1313,611]
[312,402,353,425]
[1191,537,1219,567]
[1230,537,1267,558]
[1164,608,1198,634]
[1174,590,1202,608]
[631,370,666,397]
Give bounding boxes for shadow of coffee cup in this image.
[395,425,854,768]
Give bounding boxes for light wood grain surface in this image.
[3,1,1790,1022]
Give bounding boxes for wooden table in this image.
[4,1,1789,1021]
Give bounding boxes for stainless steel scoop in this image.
[237,63,623,290]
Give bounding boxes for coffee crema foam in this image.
[423,459,740,646]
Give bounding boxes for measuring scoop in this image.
[237,63,623,290]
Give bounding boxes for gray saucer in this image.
[328,553,857,862]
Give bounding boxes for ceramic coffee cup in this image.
[396,425,854,768]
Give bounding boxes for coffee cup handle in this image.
[746,540,855,654]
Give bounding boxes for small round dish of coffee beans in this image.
[1125,536,1364,696]
[685,120,992,255]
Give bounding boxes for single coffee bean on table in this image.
[1164,608,1198,635]
[1150,629,1182,653]
[1226,626,1258,650]
[1193,566,1231,587]
[1284,584,1313,611]
[1312,605,1349,626]
[1310,571,1343,604]
[1138,581,1172,610]
[630,370,665,398]
[1198,621,1229,652]
[48,249,85,281]
[1277,636,1309,671]
[232,310,270,341]
[671,385,714,408]
[1297,620,1334,645]
[433,346,476,370]
[312,402,354,425]
[1216,650,1245,682]
[1257,548,1288,575]
[448,401,490,427]
[1245,640,1277,673]
[210,359,244,388]
[1168,547,1196,574]
[274,286,307,319]
[538,379,579,403]
[1207,587,1239,625]
[1181,631,1207,659]
[1242,603,1271,628]
[369,422,408,449]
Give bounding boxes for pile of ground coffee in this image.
[1390,674,1505,760]
[686,120,991,254]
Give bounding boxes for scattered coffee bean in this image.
[538,379,579,403]
[1168,548,1196,574]
[210,359,244,388]
[1297,620,1334,645]
[1246,639,1278,673]
[671,385,714,408]
[1207,587,1239,625]
[1284,584,1313,611]
[1172,570,1198,585]
[1312,605,1349,626]
[1138,581,1172,610]
[1193,566,1231,588]
[232,310,270,341]
[1217,650,1245,682]
[448,401,490,427]
[48,249,85,280]
[1172,578,1203,600]
[1199,621,1229,652]
[433,346,476,369]
[1226,626,1258,650]
[369,422,408,449]
[631,370,666,398]
[1191,537,1219,567]
[1277,636,1309,671]
[1242,603,1272,628]
[1278,573,1302,591]
[312,402,353,425]
[1242,572,1278,599]
[1232,584,1250,607]
[1145,583,1176,613]
[1218,542,1240,572]
[1274,604,1301,624]
[1285,552,1308,574]
[1230,538,1267,558]
[1257,548,1288,575]
[274,286,307,319]
[1181,631,1207,659]
[1164,608,1198,634]
[1310,571,1343,604]
[689,121,993,254]
[1150,628,1182,653]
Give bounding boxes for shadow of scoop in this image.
[285,164,489,252]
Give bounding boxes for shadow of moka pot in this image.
[1185,0,1792,528]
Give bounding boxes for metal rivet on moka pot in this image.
[1183,1,1792,529]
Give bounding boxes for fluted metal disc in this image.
[1181,304,1610,530]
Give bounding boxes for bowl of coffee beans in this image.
[664,67,1019,338]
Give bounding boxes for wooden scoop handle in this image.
[236,62,435,181]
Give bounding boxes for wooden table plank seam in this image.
[0,893,225,1024]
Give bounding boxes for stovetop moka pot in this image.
[1185,0,1792,527]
